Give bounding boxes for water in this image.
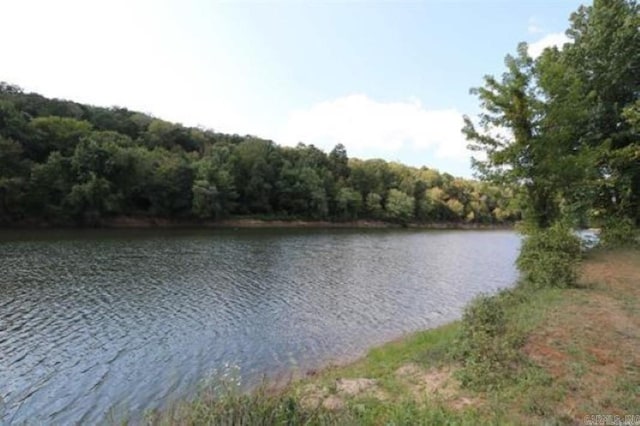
[0,228,520,424]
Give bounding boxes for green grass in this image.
[138,248,640,425]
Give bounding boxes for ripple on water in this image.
[0,229,519,424]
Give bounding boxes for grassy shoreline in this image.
[142,247,639,425]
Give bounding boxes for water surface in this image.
[0,228,519,424]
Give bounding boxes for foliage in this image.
[453,292,524,391]
[385,188,414,223]
[600,216,639,248]
[465,0,640,228]
[566,0,640,225]
[516,223,582,289]
[0,84,516,226]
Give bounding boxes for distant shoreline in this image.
[2,216,515,230]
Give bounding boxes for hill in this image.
[0,83,517,227]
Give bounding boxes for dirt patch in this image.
[299,384,330,410]
[394,363,480,409]
[395,363,454,396]
[580,250,640,293]
[321,395,345,411]
[335,378,378,396]
[300,368,479,412]
[299,378,386,411]
[522,249,640,421]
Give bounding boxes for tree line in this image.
[0,84,518,226]
[465,0,639,231]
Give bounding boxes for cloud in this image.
[527,17,544,34]
[278,95,470,165]
[528,32,571,58]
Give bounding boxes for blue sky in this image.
[1,0,583,177]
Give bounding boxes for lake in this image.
[0,228,519,424]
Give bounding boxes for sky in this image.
[1,0,583,177]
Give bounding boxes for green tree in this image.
[564,0,640,224]
[335,186,362,220]
[328,143,350,180]
[28,152,74,220]
[0,82,520,226]
[365,192,384,219]
[191,150,238,219]
[385,189,414,223]
[67,173,116,223]
[232,138,281,214]
[464,43,575,229]
[30,116,92,159]
[0,137,28,221]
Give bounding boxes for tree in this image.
[335,186,362,220]
[28,152,74,219]
[232,138,281,214]
[67,173,116,223]
[0,83,519,225]
[463,43,582,229]
[328,143,349,180]
[386,189,414,223]
[191,149,238,219]
[30,116,92,159]
[563,0,640,224]
[0,137,27,221]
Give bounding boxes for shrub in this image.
[517,223,582,289]
[600,217,638,248]
[453,293,524,391]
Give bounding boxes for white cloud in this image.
[528,32,571,58]
[278,94,470,163]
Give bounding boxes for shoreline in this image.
[1,216,514,230]
[146,248,640,425]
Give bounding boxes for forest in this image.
[0,84,518,226]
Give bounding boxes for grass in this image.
[141,248,640,425]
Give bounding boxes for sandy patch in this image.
[394,363,480,409]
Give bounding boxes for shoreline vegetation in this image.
[0,85,519,229]
[140,247,640,425]
[1,216,515,230]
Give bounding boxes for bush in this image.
[600,217,638,248]
[517,223,582,289]
[453,292,524,391]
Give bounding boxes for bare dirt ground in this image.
[523,249,640,421]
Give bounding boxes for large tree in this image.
[464,0,640,230]
[463,44,566,229]
[564,0,640,224]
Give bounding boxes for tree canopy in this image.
[0,84,516,226]
[465,0,640,229]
